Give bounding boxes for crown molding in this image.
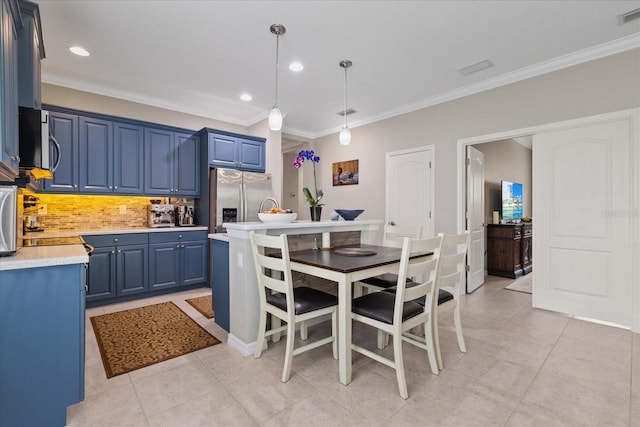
[312,33,640,140]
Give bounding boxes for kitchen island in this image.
[0,245,89,427]
[210,219,383,356]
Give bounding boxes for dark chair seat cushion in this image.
[352,291,423,324]
[360,273,410,289]
[267,286,338,315]
[382,286,454,306]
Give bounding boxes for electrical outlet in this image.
[39,205,47,215]
[237,253,243,268]
[119,205,127,214]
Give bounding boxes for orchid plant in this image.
[293,150,323,206]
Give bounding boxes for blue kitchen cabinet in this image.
[0,0,21,181]
[205,130,266,172]
[17,0,44,109]
[0,262,85,427]
[114,122,144,194]
[212,238,230,331]
[44,111,80,192]
[149,230,208,291]
[145,128,199,196]
[79,116,113,193]
[84,233,149,303]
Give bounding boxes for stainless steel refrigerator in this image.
[210,168,273,232]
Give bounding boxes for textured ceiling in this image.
[35,0,640,138]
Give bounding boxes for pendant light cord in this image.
[274,34,280,107]
[343,66,348,128]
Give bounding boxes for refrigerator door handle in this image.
[238,184,244,222]
[242,183,248,222]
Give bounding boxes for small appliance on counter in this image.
[23,215,44,232]
[176,205,195,226]
[147,203,175,228]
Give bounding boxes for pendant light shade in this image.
[339,60,352,145]
[269,24,286,131]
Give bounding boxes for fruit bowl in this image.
[258,212,297,223]
[335,209,364,221]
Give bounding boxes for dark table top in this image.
[287,244,408,274]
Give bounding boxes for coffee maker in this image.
[176,205,195,226]
[147,203,175,228]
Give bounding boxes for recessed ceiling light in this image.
[289,62,303,72]
[69,46,90,57]
[240,93,252,101]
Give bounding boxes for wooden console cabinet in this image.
[487,223,532,279]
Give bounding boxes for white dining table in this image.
[287,244,412,385]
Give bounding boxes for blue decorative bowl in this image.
[335,209,364,221]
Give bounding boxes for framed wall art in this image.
[332,159,359,186]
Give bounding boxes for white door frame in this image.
[456,108,640,332]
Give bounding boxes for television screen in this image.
[501,180,523,221]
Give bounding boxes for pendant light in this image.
[269,24,286,131]
[339,60,352,145]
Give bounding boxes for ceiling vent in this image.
[337,108,356,116]
[457,59,495,77]
[620,8,640,24]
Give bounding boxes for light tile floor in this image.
[68,276,639,426]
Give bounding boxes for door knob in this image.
[389,221,396,226]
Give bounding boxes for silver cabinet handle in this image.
[11,155,20,162]
[117,250,121,254]
[114,186,118,190]
[181,244,185,248]
[176,244,180,248]
[114,238,119,242]
[111,250,115,254]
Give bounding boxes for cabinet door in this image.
[180,240,207,286]
[45,112,79,192]
[208,133,237,168]
[116,244,148,296]
[114,122,144,194]
[144,127,174,195]
[79,116,113,193]
[238,138,265,172]
[17,0,43,109]
[86,246,117,302]
[0,0,19,180]
[148,242,180,290]
[175,132,199,196]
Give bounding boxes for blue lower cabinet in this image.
[212,239,230,331]
[0,263,85,427]
[86,245,117,302]
[117,244,149,296]
[149,231,208,290]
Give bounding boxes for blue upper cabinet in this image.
[0,0,21,181]
[113,122,144,194]
[79,116,113,193]
[17,0,44,109]
[145,128,199,196]
[45,111,80,192]
[205,130,265,172]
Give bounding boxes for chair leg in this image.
[377,330,387,349]
[453,304,466,353]
[392,332,408,399]
[331,309,338,359]
[281,321,296,382]
[433,308,443,371]
[300,320,309,340]
[255,311,268,358]
[424,318,439,375]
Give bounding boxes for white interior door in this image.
[533,119,633,327]
[466,146,485,292]
[385,147,434,238]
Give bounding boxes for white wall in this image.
[309,49,640,235]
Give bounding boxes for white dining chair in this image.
[249,231,338,382]
[431,231,469,370]
[353,224,422,297]
[350,235,442,399]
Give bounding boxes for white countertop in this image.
[209,233,230,242]
[23,226,208,239]
[223,219,382,231]
[0,245,89,271]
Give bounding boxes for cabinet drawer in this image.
[83,233,148,247]
[487,225,521,239]
[149,230,208,244]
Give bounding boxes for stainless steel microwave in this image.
[18,107,59,173]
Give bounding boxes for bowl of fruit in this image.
[258,208,297,223]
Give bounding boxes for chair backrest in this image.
[393,235,443,324]
[383,224,423,248]
[249,232,295,312]
[435,232,470,300]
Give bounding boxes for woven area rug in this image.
[504,274,533,294]
[91,302,220,378]
[185,295,214,319]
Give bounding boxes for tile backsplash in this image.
[22,190,165,231]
